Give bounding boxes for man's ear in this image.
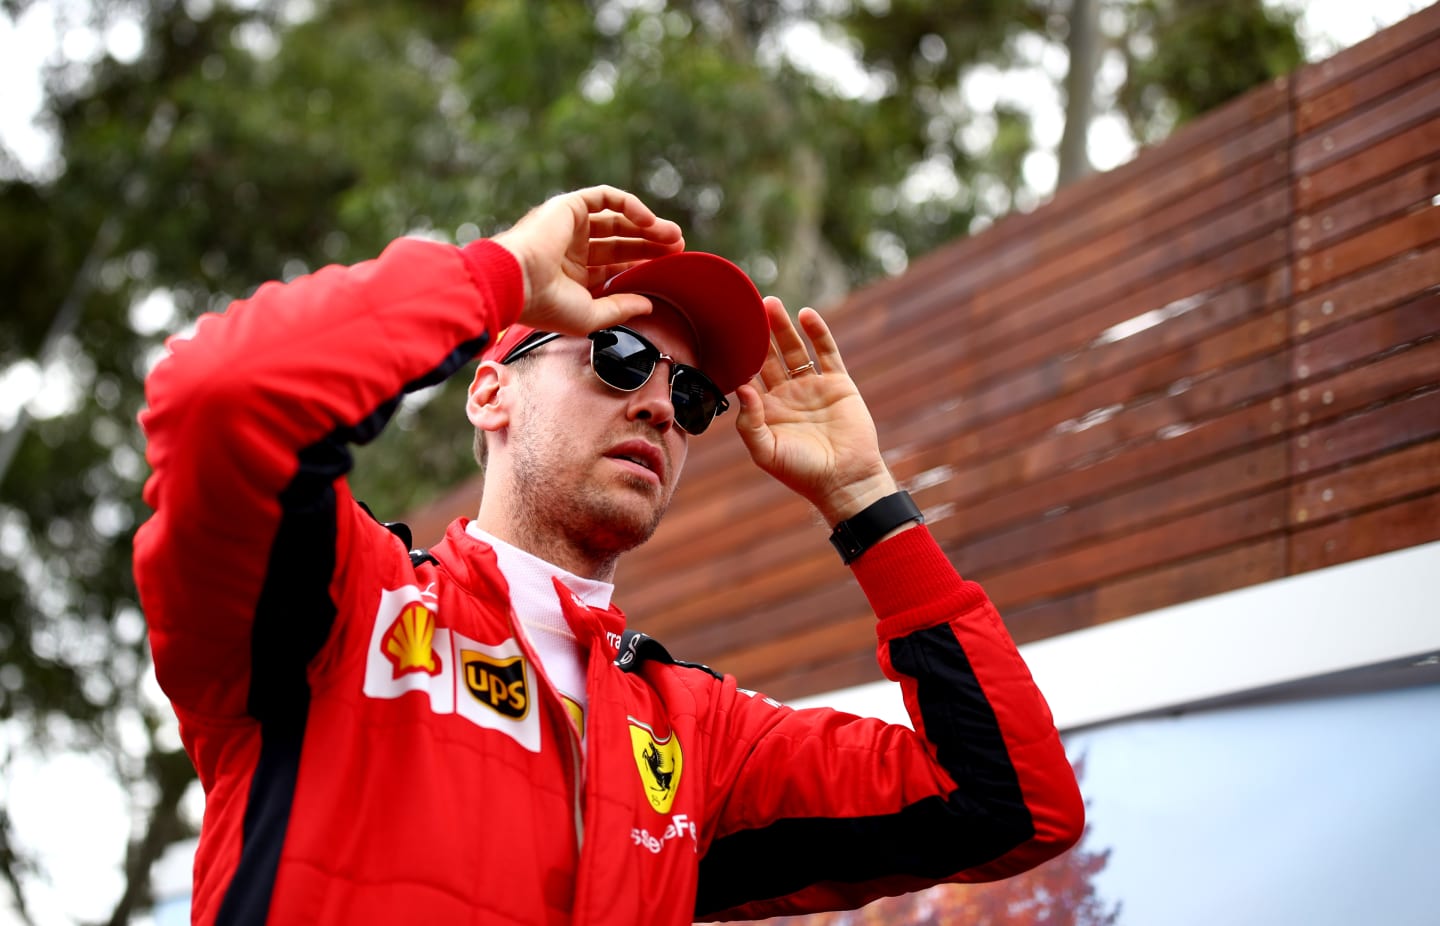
[466,361,511,433]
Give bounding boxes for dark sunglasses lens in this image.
[590,328,724,435]
[670,369,722,435]
[591,329,656,391]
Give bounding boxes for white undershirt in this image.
[464,523,611,741]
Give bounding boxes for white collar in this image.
[464,523,615,611]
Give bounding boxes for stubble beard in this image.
[509,429,672,576]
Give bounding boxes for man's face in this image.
[502,306,702,560]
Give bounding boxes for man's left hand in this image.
[735,297,900,527]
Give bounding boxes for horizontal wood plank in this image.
[1090,538,1289,629]
[1294,1,1440,99]
[1295,156,1440,255]
[1295,112,1440,211]
[1288,335,1440,430]
[748,650,885,704]
[1291,437,1440,525]
[1295,29,1440,134]
[1292,68,1440,175]
[654,576,867,667]
[958,230,1290,395]
[954,443,1289,578]
[927,399,1288,546]
[1004,538,1289,645]
[977,487,1290,610]
[1293,292,1440,381]
[1290,489,1440,572]
[1294,203,1440,294]
[1291,388,1440,476]
[848,96,1291,337]
[704,610,882,685]
[1291,242,1440,337]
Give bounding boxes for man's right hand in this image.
[493,185,684,336]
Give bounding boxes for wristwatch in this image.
[828,491,924,565]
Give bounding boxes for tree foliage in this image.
[1119,0,1304,142]
[0,0,1304,920]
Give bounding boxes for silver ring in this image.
[787,361,816,377]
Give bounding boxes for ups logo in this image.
[461,651,529,720]
[629,717,683,814]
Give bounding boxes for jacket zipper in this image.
[564,709,584,851]
[507,611,586,855]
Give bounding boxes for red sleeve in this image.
[695,527,1084,921]
[133,238,523,728]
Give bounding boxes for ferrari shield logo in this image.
[629,717,682,814]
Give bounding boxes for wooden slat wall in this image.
[405,9,1440,702]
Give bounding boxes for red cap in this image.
[480,252,770,396]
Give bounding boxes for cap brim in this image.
[481,323,541,366]
[601,252,768,395]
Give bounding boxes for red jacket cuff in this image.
[459,239,526,335]
[852,526,989,639]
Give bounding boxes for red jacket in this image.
[133,237,1083,925]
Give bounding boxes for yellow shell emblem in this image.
[382,602,441,677]
[629,717,682,814]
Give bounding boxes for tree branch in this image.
[0,806,39,926]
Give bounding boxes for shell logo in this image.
[382,602,441,678]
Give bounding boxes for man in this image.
[134,185,1082,925]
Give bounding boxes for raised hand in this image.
[493,185,684,336]
[734,296,900,527]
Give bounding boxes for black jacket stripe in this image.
[694,623,1033,918]
[214,334,489,925]
[215,438,342,926]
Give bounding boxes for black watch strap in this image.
[828,491,924,565]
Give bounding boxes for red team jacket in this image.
[133,237,1084,925]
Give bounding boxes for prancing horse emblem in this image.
[628,716,683,814]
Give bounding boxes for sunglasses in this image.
[501,326,730,435]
